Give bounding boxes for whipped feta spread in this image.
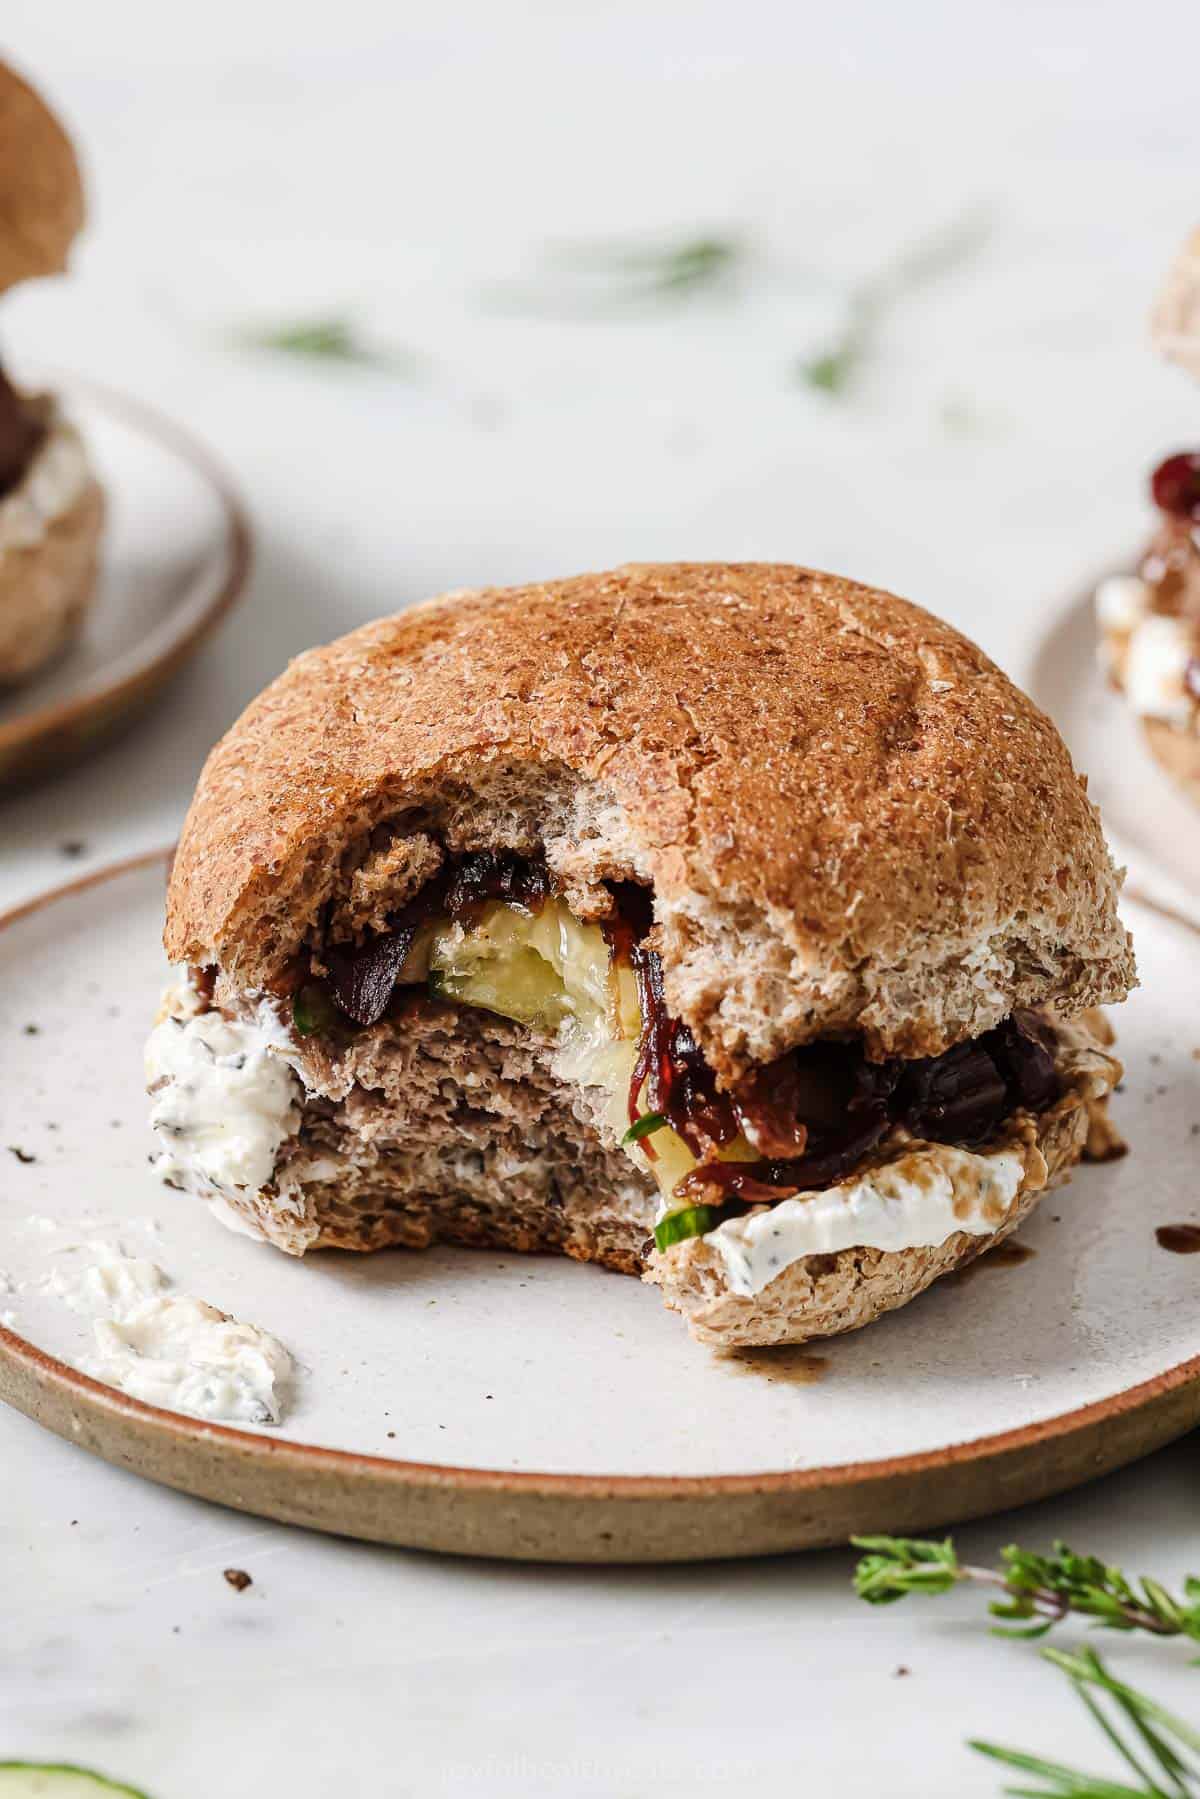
[0,408,92,553]
[1123,612,1195,725]
[1094,573,1151,632]
[43,1240,293,1425]
[46,1243,167,1314]
[84,1294,292,1425]
[1094,575,1197,726]
[702,1142,1027,1298]
[146,1001,304,1205]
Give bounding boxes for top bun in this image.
[166,563,1135,1075]
[1152,224,1200,381]
[0,61,85,295]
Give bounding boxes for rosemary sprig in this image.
[852,1536,1200,1642]
[972,1647,1200,1797]
[797,209,990,395]
[486,232,746,315]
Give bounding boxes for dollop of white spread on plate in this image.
[44,1241,293,1426]
[146,1002,303,1202]
[1123,612,1195,725]
[83,1293,292,1425]
[701,1142,1026,1298]
[45,1242,167,1314]
[0,406,93,553]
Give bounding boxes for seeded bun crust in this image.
[0,62,85,294]
[166,563,1134,1073]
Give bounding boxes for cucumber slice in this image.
[653,1204,718,1251]
[292,981,340,1037]
[0,1767,152,1798]
[429,945,568,1027]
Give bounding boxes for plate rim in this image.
[0,377,253,770]
[3,849,1198,1555]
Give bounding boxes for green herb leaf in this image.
[486,233,747,316]
[797,210,989,399]
[233,315,417,373]
[653,1205,717,1252]
[293,982,340,1038]
[623,1112,668,1145]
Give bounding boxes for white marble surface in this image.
[2,1,1200,1791]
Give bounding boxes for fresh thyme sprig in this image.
[972,1646,1200,1798]
[853,1536,1200,1643]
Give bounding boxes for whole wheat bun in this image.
[167,563,1134,1074]
[0,401,103,684]
[0,62,85,294]
[1152,224,1200,381]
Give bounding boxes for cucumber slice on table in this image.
[0,1767,151,1797]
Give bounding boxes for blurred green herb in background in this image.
[233,315,421,374]
[484,231,748,314]
[798,209,991,396]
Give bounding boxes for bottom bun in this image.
[1143,717,1200,808]
[650,1093,1093,1349]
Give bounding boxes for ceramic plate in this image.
[2,853,1198,1562]
[1029,582,1200,928]
[0,380,252,789]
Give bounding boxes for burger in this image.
[0,60,104,687]
[148,564,1133,1348]
[1093,224,1200,803]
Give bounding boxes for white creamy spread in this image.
[1123,612,1195,725]
[702,1142,1027,1298]
[46,1244,167,1314]
[146,1003,304,1202]
[0,407,92,553]
[1094,573,1151,632]
[43,1241,293,1425]
[84,1294,292,1425]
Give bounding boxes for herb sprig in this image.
[853,1534,1200,1795]
[853,1536,1200,1642]
[973,1647,1200,1798]
[798,210,990,396]
[233,315,419,373]
[486,232,747,315]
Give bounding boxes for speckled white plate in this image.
[1,852,1198,1562]
[0,380,251,790]
[1030,583,1200,929]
